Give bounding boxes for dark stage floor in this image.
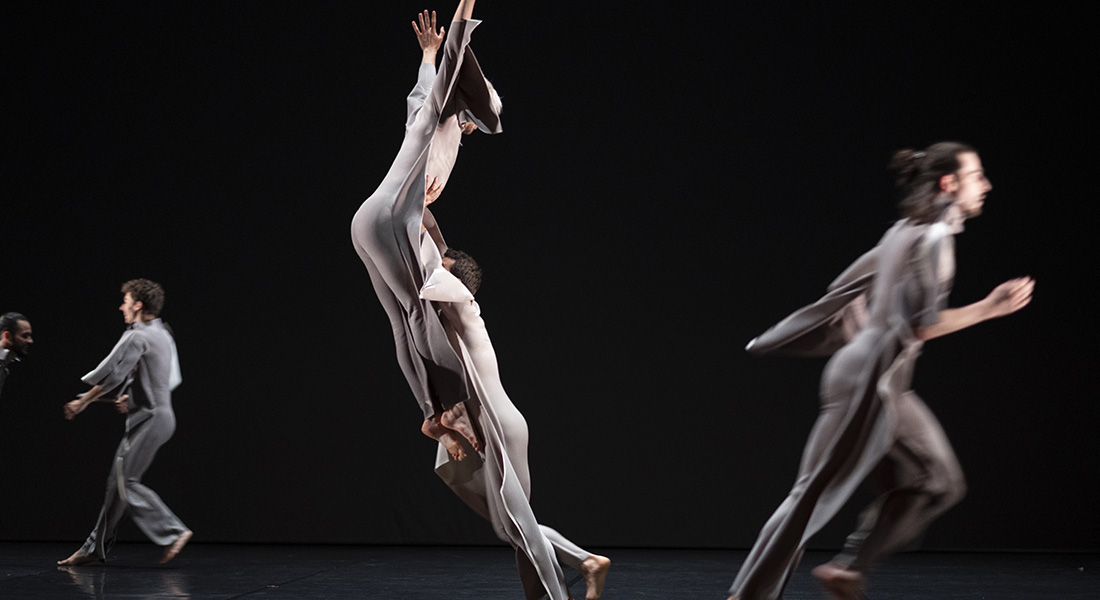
[1,543,1096,599]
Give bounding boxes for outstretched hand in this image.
[412,10,444,55]
[115,394,131,414]
[985,277,1035,319]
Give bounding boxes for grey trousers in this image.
[437,380,590,600]
[730,389,965,599]
[489,396,589,599]
[79,414,188,560]
[833,391,966,571]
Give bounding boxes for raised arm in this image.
[914,277,1034,341]
[416,0,500,136]
[452,0,476,23]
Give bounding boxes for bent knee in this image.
[944,474,967,507]
[932,466,966,509]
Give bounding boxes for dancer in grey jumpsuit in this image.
[349,1,501,454]
[59,279,191,565]
[419,216,611,600]
[729,143,1034,600]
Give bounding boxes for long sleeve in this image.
[425,20,478,119]
[748,250,879,357]
[406,63,437,129]
[81,331,145,393]
[424,19,501,133]
[911,224,955,328]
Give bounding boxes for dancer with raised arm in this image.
[59,279,191,566]
[351,6,609,597]
[728,143,1034,600]
[350,0,501,460]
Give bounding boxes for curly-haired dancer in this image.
[415,206,610,600]
[728,143,1034,599]
[59,279,191,566]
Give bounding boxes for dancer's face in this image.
[946,152,992,217]
[2,320,33,356]
[119,293,143,324]
[442,256,456,271]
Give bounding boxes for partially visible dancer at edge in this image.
[0,312,34,401]
[728,142,1034,600]
[349,0,501,460]
[59,279,191,566]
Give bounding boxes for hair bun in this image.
[889,149,922,187]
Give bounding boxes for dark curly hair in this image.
[445,249,482,296]
[121,279,165,317]
[890,141,976,224]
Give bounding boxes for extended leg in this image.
[353,236,440,419]
[811,392,965,599]
[728,393,856,599]
[541,526,610,600]
[836,392,966,573]
[59,443,131,565]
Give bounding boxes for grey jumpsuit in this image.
[420,256,590,600]
[730,209,968,599]
[350,18,501,419]
[77,318,188,560]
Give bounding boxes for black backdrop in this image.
[1,1,1096,551]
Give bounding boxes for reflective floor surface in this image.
[1,543,1096,599]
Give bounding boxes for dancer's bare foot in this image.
[159,530,192,564]
[440,401,482,452]
[57,550,96,566]
[422,418,467,461]
[812,562,866,600]
[581,554,610,600]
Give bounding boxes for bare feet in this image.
[812,562,866,600]
[581,554,610,600]
[422,418,467,461]
[440,402,482,452]
[159,530,192,564]
[57,550,96,566]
